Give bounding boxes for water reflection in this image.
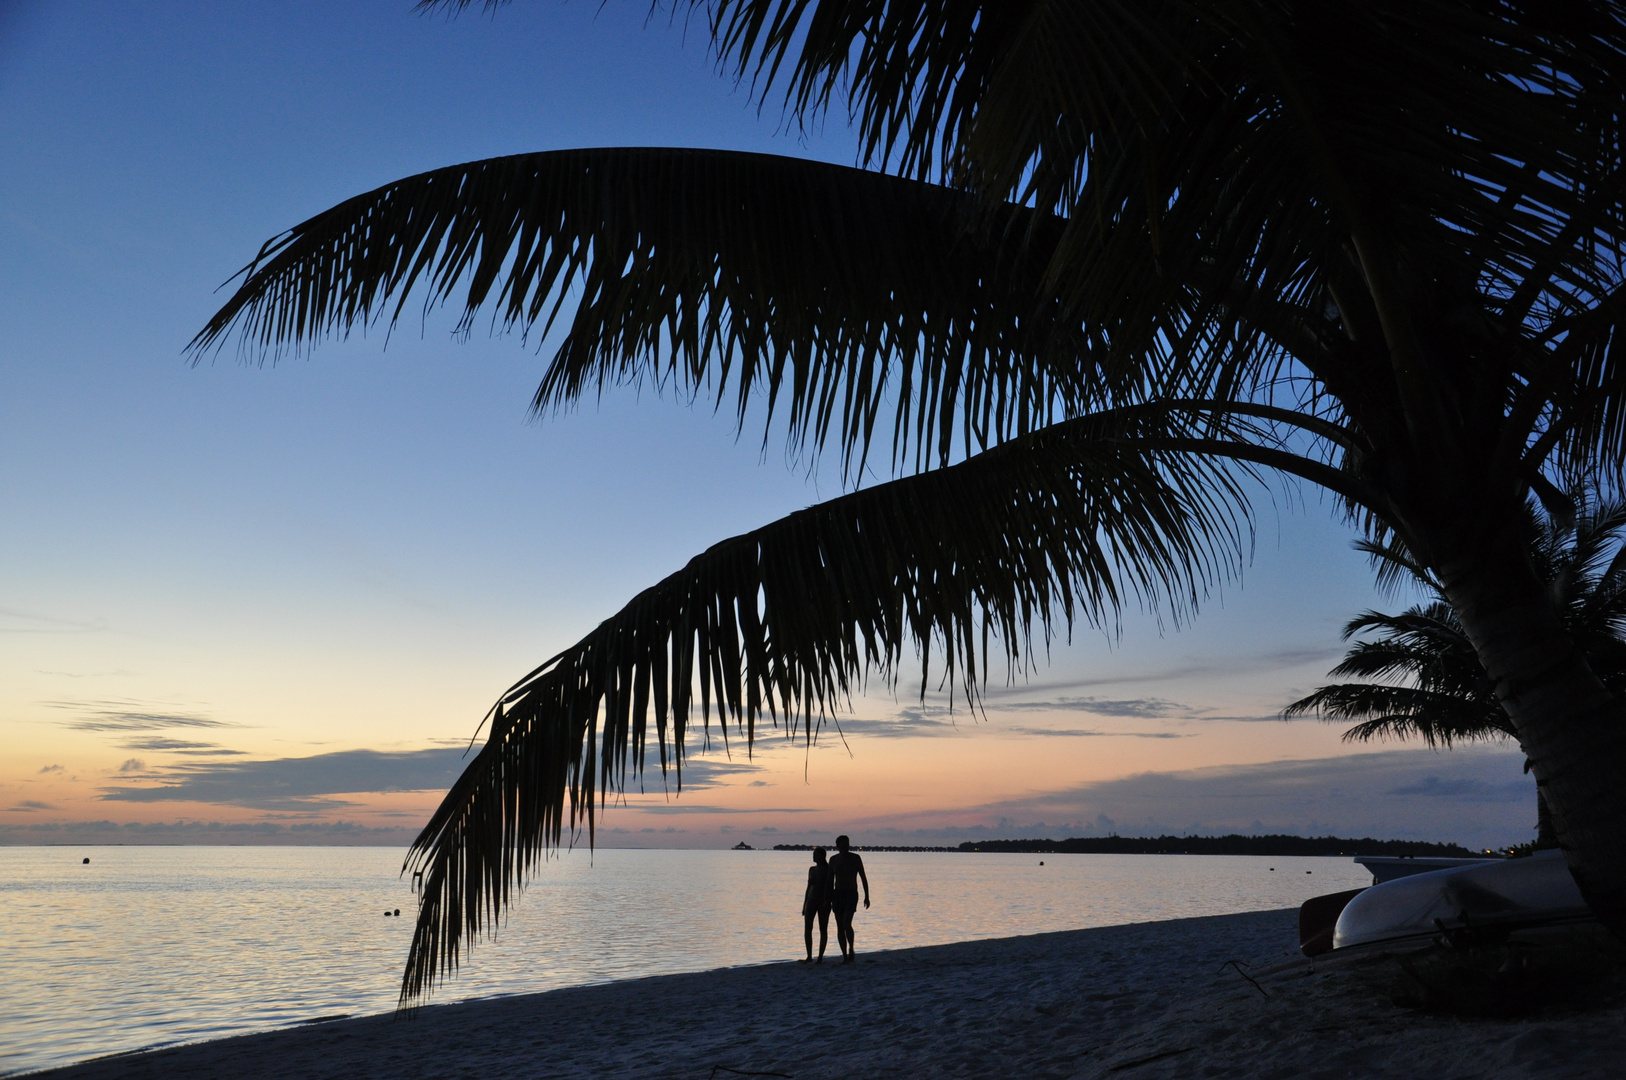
[0,845,1370,1075]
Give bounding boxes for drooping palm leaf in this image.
[190,147,1105,472]
[400,405,1253,1001]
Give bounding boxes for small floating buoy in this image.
[82,857,90,864]
[1269,868,1275,871]
[394,909,400,916]
[1038,861,1044,866]
[1306,870,1312,874]
[384,911,392,917]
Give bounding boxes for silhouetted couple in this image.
[801,835,869,964]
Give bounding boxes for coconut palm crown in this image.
[188,2,1626,999]
[1286,500,1626,844]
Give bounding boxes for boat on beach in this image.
[1352,855,1499,885]
[1299,850,1595,957]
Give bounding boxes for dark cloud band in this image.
[97,746,767,812]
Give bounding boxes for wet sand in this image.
[34,909,1626,1079]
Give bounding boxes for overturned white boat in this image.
[1351,854,1500,885]
[1335,849,1592,948]
[1299,850,1595,956]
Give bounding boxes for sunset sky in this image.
[1,1,1534,851]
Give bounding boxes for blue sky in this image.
[0,1,1533,850]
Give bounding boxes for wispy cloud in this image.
[996,695,1189,718]
[980,647,1342,698]
[619,753,767,792]
[832,710,962,739]
[6,800,54,812]
[1386,775,1528,802]
[1004,726,1188,739]
[0,607,106,635]
[117,759,145,773]
[116,736,238,753]
[48,699,237,733]
[623,804,822,815]
[1185,714,1295,723]
[38,764,63,774]
[832,696,1198,740]
[35,668,138,679]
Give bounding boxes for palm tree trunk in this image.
[1536,783,1558,850]
[1438,539,1626,936]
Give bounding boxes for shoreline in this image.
[29,908,1626,1079]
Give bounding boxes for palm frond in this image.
[413,4,1626,479]
[1569,498,1626,582]
[1282,681,1511,747]
[688,4,1625,537]
[191,147,1100,472]
[1352,536,1437,597]
[1325,641,1480,690]
[706,1,1183,187]
[400,406,1252,1002]
[1338,603,1461,640]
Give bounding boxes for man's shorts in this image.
[833,888,859,917]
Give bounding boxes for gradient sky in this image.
[1,1,1534,851]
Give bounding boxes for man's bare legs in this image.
[828,835,870,963]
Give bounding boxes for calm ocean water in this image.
[0,845,1371,1075]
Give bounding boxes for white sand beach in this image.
[34,909,1626,1080]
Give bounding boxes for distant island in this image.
[770,834,1481,857]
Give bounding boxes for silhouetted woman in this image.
[801,846,832,962]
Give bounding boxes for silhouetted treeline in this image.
[771,834,1480,857]
[958,834,1478,856]
[772,844,959,852]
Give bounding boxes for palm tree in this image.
[187,2,1626,999]
[1285,500,1626,847]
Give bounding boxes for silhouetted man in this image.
[828,834,870,963]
